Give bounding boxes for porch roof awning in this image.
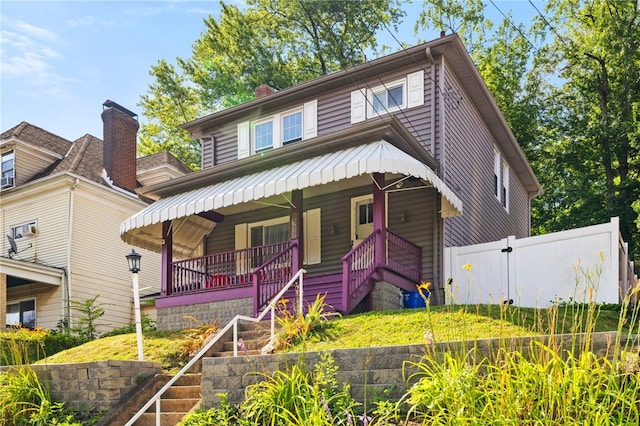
[121,140,462,254]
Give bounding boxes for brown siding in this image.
[440,64,529,247]
[202,63,438,170]
[204,183,439,283]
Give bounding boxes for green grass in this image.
[28,303,628,368]
[284,303,627,353]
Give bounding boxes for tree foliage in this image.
[138,0,405,170]
[530,0,640,256]
[417,0,640,259]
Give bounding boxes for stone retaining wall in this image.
[156,298,253,331]
[201,331,630,408]
[1,360,162,411]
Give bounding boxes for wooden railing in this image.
[341,229,422,313]
[387,229,422,283]
[170,242,289,295]
[252,242,296,315]
[341,230,378,312]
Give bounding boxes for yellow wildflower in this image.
[462,263,474,271]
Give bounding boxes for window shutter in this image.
[303,100,318,139]
[237,121,250,159]
[407,70,424,108]
[235,223,248,273]
[303,208,321,265]
[350,89,366,124]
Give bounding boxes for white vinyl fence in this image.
[444,217,637,308]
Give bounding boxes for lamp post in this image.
[126,249,144,361]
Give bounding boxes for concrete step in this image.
[163,384,200,399]
[145,398,200,413]
[135,412,187,426]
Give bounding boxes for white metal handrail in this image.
[125,268,306,426]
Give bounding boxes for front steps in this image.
[97,374,201,426]
[208,321,273,357]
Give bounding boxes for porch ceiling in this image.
[121,140,463,254]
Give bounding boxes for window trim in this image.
[1,150,15,188]
[281,107,303,145]
[367,78,407,117]
[252,118,275,153]
[11,220,37,240]
[502,161,510,211]
[248,216,290,247]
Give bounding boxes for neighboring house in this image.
[0,101,192,331]
[120,34,542,331]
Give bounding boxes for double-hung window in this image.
[11,221,37,240]
[238,100,317,159]
[282,109,303,144]
[254,120,274,153]
[1,151,15,189]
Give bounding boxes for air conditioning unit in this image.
[0,176,14,189]
[22,224,37,236]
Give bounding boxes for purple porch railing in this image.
[252,242,296,315]
[341,229,421,312]
[387,230,422,283]
[170,242,289,295]
[341,230,378,312]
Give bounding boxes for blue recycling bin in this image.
[403,290,427,308]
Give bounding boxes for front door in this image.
[351,195,374,247]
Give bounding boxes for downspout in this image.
[425,47,436,154]
[64,178,79,326]
[426,47,440,304]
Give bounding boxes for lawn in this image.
[34,303,628,368]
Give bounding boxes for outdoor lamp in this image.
[126,249,144,361]
[126,249,141,273]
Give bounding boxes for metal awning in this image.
[121,140,462,254]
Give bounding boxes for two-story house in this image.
[0,101,192,331]
[120,34,541,331]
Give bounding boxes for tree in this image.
[531,0,640,257]
[138,0,406,169]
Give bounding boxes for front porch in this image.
[158,226,422,316]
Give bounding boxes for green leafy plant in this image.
[242,352,357,425]
[0,336,80,426]
[178,316,219,358]
[69,295,109,341]
[274,293,337,350]
[100,315,157,338]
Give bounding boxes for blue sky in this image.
[1,1,541,142]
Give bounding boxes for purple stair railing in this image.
[252,242,296,315]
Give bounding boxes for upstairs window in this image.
[351,70,424,124]
[238,100,317,159]
[493,148,501,200]
[254,120,273,152]
[11,221,37,240]
[502,162,510,211]
[371,80,405,115]
[282,109,303,144]
[1,151,15,189]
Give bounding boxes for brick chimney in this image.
[101,100,139,192]
[255,84,277,98]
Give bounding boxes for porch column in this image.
[290,190,303,272]
[0,273,6,329]
[373,173,386,267]
[161,220,173,296]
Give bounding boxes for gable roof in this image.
[1,121,190,189]
[1,121,72,157]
